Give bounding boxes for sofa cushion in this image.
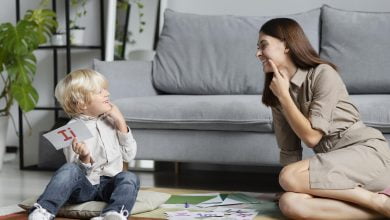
[19,190,171,219]
[153,8,321,95]
[320,6,390,94]
[94,59,158,100]
[113,95,273,132]
[350,95,390,133]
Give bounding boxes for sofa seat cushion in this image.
[350,95,390,133]
[153,8,321,95]
[114,95,273,132]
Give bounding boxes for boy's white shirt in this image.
[63,114,137,185]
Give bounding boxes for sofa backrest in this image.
[320,5,390,94]
[153,8,321,95]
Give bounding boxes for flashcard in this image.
[228,212,257,220]
[165,210,192,217]
[193,211,225,217]
[43,120,93,150]
[214,207,257,215]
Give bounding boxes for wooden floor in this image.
[0,211,164,220]
[0,153,282,208]
[0,154,283,219]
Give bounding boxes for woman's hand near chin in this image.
[268,59,290,100]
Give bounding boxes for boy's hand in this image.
[106,103,128,133]
[72,137,91,163]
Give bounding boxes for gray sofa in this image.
[40,5,390,169]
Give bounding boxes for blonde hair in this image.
[55,69,108,117]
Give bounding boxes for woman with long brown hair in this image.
[257,18,390,219]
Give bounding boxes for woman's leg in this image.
[279,192,381,219]
[279,159,390,218]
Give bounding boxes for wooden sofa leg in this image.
[123,162,129,171]
[174,162,180,175]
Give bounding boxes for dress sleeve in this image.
[272,107,302,166]
[308,65,344,135]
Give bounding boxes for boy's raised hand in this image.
[106,103,128,133]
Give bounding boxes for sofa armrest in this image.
[93,59,158,100]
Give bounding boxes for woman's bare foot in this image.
[372,193,390,217]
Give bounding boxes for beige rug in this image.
[0,188,285,220]
[134,187,285,220]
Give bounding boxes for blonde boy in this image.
[29,69,139,220]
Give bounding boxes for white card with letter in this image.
[43,120,93,150]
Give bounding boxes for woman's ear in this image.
[283,41,289,53]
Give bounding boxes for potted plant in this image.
[0,4,57,169]
[114,0,146,59]
[70,0,88,45]
[51,29,66,46]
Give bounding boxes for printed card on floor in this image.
[43,120,93,150]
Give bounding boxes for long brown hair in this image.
[260,18,336,107]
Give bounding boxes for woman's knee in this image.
[279,163,308,192]
[279,192,311,219]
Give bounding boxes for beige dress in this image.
[272,64,390,191]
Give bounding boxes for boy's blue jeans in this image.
[32,163,140,215]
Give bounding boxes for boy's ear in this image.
[77,101,87,110]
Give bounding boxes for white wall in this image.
[2,0,390,167]
[165,0,390,15]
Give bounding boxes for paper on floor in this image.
[165,208,257,220]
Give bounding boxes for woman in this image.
[257,18,390,219]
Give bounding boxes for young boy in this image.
[29,69,139,220]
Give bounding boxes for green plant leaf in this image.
[70,0,78,6]
[6,54,36,85]
[0,4,56,114]
[11,82,39,112]
[137,2,144,9]
[25,9,57,44]
[16,21,40,52]
[117,2,129,10]
[70,0,88,27]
